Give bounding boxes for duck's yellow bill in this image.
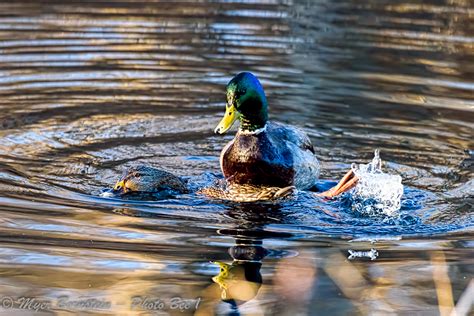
[113,180,125,191]
[214,105,239,134]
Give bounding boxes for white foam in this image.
[100,190,115,198]
[350,149,404,216]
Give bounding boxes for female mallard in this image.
[112,165,295,202]
[113,165,188,194]
[213,72,356,197]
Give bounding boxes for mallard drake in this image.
[214,72,319,189]
[214,72,357,197]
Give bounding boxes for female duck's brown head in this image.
[113,165,188,194]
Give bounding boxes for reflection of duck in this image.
[210,240,265,309]
[112,72,357,199]
[195,202,277,314]
[195,239,266,316]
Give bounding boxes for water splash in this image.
[348,248,379,261]
[349,149,404,217]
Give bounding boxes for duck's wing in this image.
[267,122,320,189]
[268,122,315,153]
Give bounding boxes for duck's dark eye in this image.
[133,172,141,178]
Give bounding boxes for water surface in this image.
[0,0,473,315]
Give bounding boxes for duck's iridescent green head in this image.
[214,72,268,134]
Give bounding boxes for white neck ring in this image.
[238,124,267,135]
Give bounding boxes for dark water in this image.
[0,0,473,315]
